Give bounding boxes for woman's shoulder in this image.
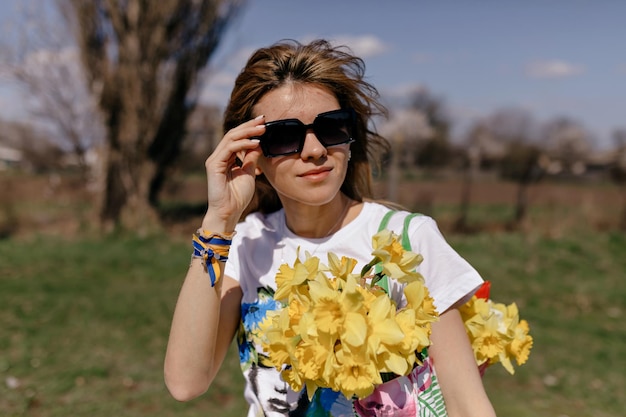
[363,201,435,232]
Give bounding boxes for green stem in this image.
[369,272,385,288]
[360,257,381,278]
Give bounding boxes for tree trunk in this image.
[620,186,626,232]
[99,144,160,233]
[514,181,528,224]
[454,148,480,233]
[387,134,401,203]
[455,164,473,233]
[97,68,161,232]
[65,0,244,233]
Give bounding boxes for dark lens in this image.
[263,121,304,156]
[314,110,353,146]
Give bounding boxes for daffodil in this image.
[326,252,358,282]
[461,293,532,375]
[404,281,438,327]
[509,319,533,366]
[333,345,382,399]
[371,230,424,284]
[275,250,324,301]
[261,230,440,400]
[466,313,510,364]
[294,340,328,381]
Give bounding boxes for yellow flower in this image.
[309,274,365,339]
[509,319,533,366]
[404,281,439,327]
[294,340,328,381]
[395,309,429,357]
[333,345,382,399]
[261,308,299,367]
[326,252,358,282]
[371,230,424,284]
[281,365,304,393]
[461,294,532,375]
[275,250,324,301]
[366,295,404,351]
[262,233,442,400]
[459,296,479,322]
[466,313,509,364]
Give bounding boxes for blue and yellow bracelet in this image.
[191,229,235,287]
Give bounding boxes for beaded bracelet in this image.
[191,229,236,287]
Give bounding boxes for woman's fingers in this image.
[207,116,265,171]
[238,142,262,174]
[203,116,265,219]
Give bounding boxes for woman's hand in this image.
[202,115,265,230]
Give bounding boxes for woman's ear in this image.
[255,166,263,176]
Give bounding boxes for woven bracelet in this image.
[191,230,235,287]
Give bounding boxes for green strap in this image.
[402,213,420,251]
[377,210,421,249]
[377,210,397,232]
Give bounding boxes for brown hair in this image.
[223,39,389,215]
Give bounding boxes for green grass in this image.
[449,230,626,417]
[1,229,624,416]
[0,235,244,417]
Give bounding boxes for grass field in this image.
[1,176,625,416]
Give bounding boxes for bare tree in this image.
[454,123,490,233]
[472,108,542,227]
[379,108,432,202]
[541,116,593,176]
[178,103,224,173]
[407,88,452,168]
[0,3,103,182]
[61,0,245,231]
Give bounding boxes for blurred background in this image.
[1,1,624,416]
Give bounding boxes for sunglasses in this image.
[257,108,356,157]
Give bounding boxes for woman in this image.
[164,39,497,417]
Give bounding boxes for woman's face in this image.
[253,84,351,209]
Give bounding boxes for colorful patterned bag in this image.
[353,354,447,417]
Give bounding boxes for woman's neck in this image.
[283,194,360,238]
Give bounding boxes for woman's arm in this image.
[164,266,242,401]
[429,308,497,417]
[164,115,265,401]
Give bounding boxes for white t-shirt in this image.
[224,201,483,417]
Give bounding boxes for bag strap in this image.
[375,210,421,292]
[402,213,420,250]
[376,210,396,231]
[377,210,421,250]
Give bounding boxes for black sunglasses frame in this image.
[257,108,356,157]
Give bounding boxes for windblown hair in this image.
[223,39,389,216]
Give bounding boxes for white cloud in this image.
[200,45,257,105]
[381,83,427,100]
[526,59,585,79]
[326,34,389,58]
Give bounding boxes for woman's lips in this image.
[299,167,332,180]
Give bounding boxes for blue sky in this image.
[2,0,625,149]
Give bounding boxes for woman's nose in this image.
[299,130,327,160]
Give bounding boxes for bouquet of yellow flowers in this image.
[260,229,439,400]
[459,281,533,375]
